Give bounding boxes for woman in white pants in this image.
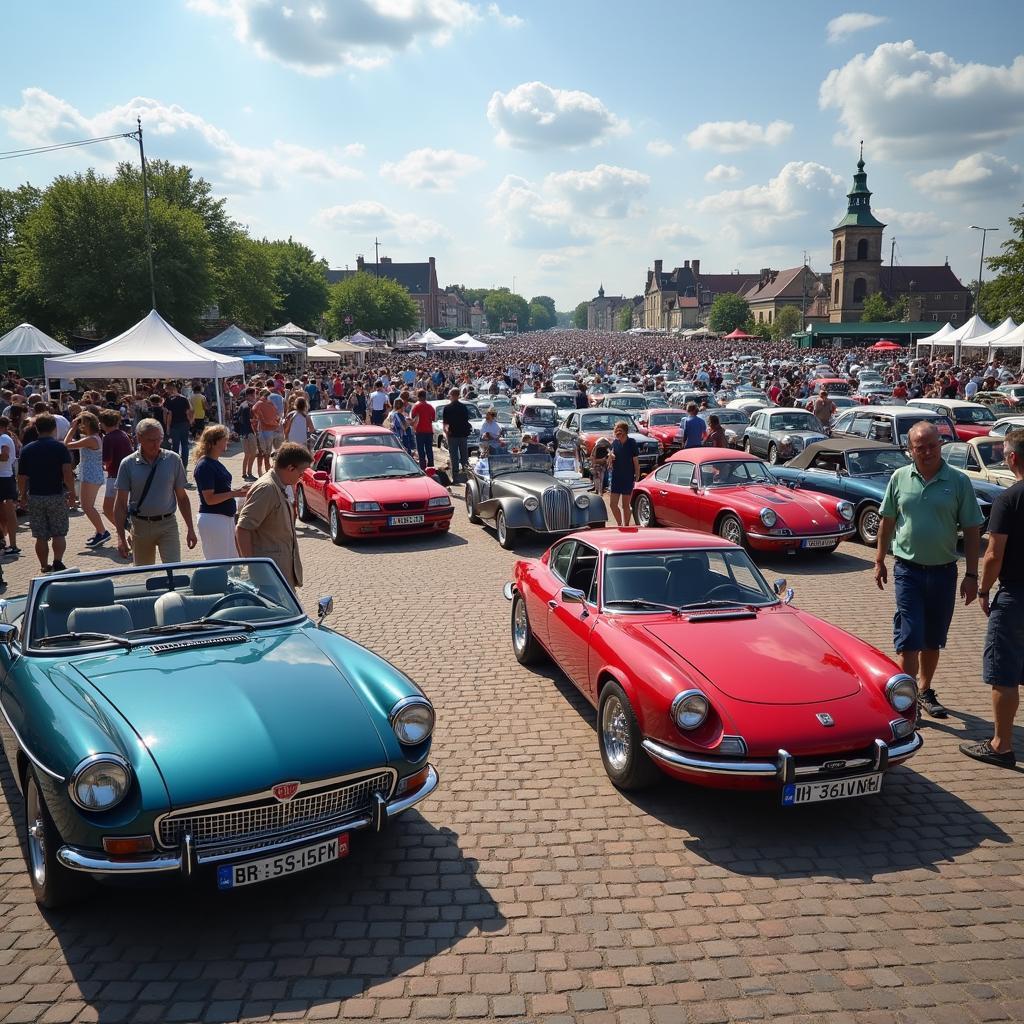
[193,425,249,560]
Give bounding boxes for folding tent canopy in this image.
[347,330,385,347]
[264,321,316,340]
[305,344,342,361]
[914,322,955,351]
[0,323,74,377]
[44,310,243,424]
[948,315,992,364]
[421,329,447,350]
[203,324,265,353]
[960,317,1018,349]
[964,319,1024,368]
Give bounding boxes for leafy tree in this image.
[530,295,556,318]
[325,272,417,337]
[981,204,1024,323]
[218,230,280,330]
[0,184,42,331]
[616,304,633,331]
[746,315,772,340]
[447,285,491,306]
[771,305,802,341]
[707,293,750,334]
[528,301,555,331]
[860,292,907,322]
[484,288,530,332]
[260,238,330,328]
[572,301,588,329]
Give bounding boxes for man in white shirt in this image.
[368,381,391,425]
[965,376,981,399]
[0,416,17,554]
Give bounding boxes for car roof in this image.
[994,416,1024,424]
[784,437,903,468]
[664,448,759,465]
[518,396,557,407]
[762,406,816,414]
[321,424,391,436]
[322,444,414,457]
[646,408,683,416]
[907,398,983,408]
[561,526,735,552]
[844,405,945,416]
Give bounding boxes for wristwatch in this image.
[964,573,978,579]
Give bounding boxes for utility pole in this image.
[971,225,999,314]
[373,237,382,276]
[800,250,808,331]
[135,117,157,310]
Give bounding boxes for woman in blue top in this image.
[608,421,641,527]
[193,425,250,560]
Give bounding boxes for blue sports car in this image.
[770,438,1000,546]
[0,559,438,907]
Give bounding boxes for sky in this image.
[2,0,1023,312]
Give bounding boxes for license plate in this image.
[782,773,883,806]
[388,514,424,526]
[802,537,835,549]
[216,835,348,889]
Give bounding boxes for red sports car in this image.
[296,445,453,543]
[505,528,921,797]
[312,424,406,453]
[638,408,685,454]
[630,449,855,554]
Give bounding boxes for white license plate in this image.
[802,537,835,549]
[216,835,348,889]
[782,773,883,806]
[388,514,424,526]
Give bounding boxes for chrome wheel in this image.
[635,494,654,527]
[719,514,744,546]
[858,504,880,546]
[512,598,528,654]
[497,511,507,544]
[329,504,344,545]
[296,486,309,522]
[601,695,630,772]
[767,444,779,465]
[26,781,46,890]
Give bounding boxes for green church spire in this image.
[834,142,885,229]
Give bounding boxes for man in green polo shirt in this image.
[874,421,982,718]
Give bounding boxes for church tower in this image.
[830,144,885,323]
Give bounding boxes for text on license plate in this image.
[217,835,348,889]
[782,773,883,805]
[388,514,424,526]
[802,537,835,549]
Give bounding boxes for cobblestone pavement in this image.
[1,447,1022,1024]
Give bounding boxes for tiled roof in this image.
[697,273,760,297]
[744,267,809,302]
[880,265,968,294]
[327,263,432,293]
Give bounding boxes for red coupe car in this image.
[312,424,406,453]
[505,528,921,797]
[630,449,855,554]
[638,408,685,454]
[296,445,453,543]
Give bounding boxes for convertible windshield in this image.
[954,406,996,424]
[896,417,955,445]
[700,460,774,487]
[310,411,360,430]
[28,561,302,649]
[582,413,638,432]
[486,453,554,477]
[702,409,749,425]
[648,412,684,427]
[769,413,821,432]
[335,450,423,481]
[976,441,1007,467]
[845,449,910,475]
[521,407,559,426]
[603,549,775,610]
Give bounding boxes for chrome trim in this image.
[0,698,65,782]
[777,749,795,784]
[386,764,439,817]
[183,832,195,878]
[57,846,183,875]
[670,689,709,731]
[389,695,435,744]
[67,753,132,811]
[502,582,516,601]
[643,738,779,777]
[885,673,918,712]
[746,528,856,541]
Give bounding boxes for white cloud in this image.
[653,222,705,246]
[487,81,626,149]
[380,147,484,190]
[686,119,793,153]
[910,152,1022,200]
[546,164,649,219]
[487,3,523,28]
[826,12,888,43]
[704,163,741,183]
[488,174,581,248]
[874,207,953,238]
[646,139,674,157]
[697,160,845,237]
[188,0,480,74]
[317,200,449,244]
[820,40,1024,159]
[0,88,362,192]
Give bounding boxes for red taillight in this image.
[102,836,155,856]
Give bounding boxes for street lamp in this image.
[970,225,999,315]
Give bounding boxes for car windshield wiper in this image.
[678,599,761,610]
[604,598,682,614]
[35,631,133,650]
[127,618,256,638]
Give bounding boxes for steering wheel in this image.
[703,583,743,602]
[207,591,273,615]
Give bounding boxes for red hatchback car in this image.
[505,528,921,798]
[296,445,453,543]
[630,449,855,554]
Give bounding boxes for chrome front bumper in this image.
[57,765,439,877]
[746,527,856,542]
[641,734,922,779]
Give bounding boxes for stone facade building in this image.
[746,266,830,327]
[643,258,759,329]
[586,285,632,331]
[327,256,441,331]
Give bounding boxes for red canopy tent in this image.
[724,328,755,340]
[869,340,902,351]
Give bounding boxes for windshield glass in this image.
[977,441,1007,467]
[582,412,637,432]
[603,549,775,610]
[702,409,749,425]
[549,394,578,410]
[846,449,910,475]
[28,561,302,649]
[649,412,684,426]
[335,450,422,481]
[816,382,850,395]
[769,413,821,432]
[955,406,996,424]
[311,411,359,428]
[699,460,774,487]
[337,433,403,449]
[896,417,955,444]
[487,453,553,477]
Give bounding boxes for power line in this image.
[0,132,135,162]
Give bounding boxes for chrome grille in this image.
[541,486,571,532]
[158,771,394,852]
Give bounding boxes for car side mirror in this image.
[0,623,18,649]
[561,587,586,605]
[772,578,795,604]
[317,595,334,623]
[313,471,329,483]
[690,481,700,492]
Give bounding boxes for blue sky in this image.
[2,1,1023,312]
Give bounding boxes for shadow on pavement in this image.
[757,547,874,576]
[295,522,468,553]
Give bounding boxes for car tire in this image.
[634,493,656,527]
[296,486,312,522]
[25,771,89,909]
[598,681,659,791]
[496,509,518,550]
[717,512,746,548]
[328,503,346,546]
[743,438,752,453]
[465,487,481,524]
[511,592,546,666]
[767,443,779,465]
[856,503,881,546]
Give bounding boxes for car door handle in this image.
[548,599,558,609]
[658,489,668,495]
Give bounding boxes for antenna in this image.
[373,237,381,275]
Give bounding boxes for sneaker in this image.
[2,545,19,556]
[50,560,67,573]
[960,740,1016,769]
[93,530,111,547]
[84,534,102,548]
[917,687,949,719]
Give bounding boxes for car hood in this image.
[644,610,861,704]
[492,472,559,496]
[339,475,445,503]
[71,630,389,807]
[582,430,654,447]
[776,429,828,442]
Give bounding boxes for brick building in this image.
[586,284,632,331]
[327,256,441,331]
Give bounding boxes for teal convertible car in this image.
[0,559,438,907]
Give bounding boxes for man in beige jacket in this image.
[235,442,311,589]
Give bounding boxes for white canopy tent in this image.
[346,330,385,347]
[264,321,316,341]
[430,339,466,351]
[305,343,342,361]
[964,319,1024,368]
[0,323,73,357]
[421,329,447,350]
[462,338,489,351]
[44,310,243,425]
[949,315,992,364]
[202,323,264,353]
[960,317,1018,349]
[914,322,956,352]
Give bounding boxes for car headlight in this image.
[352,501,380,512]
[69,755,131,811]
[523,496,539,511]
[428,496,450,507]
[671,690,709,730]
[390,696,435,745]
[781,434,795,447]
[837,500,854,521]
[574,494,590,509]
[791,437,804,450]
[759,507,778,528]
[886,674,917,713]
